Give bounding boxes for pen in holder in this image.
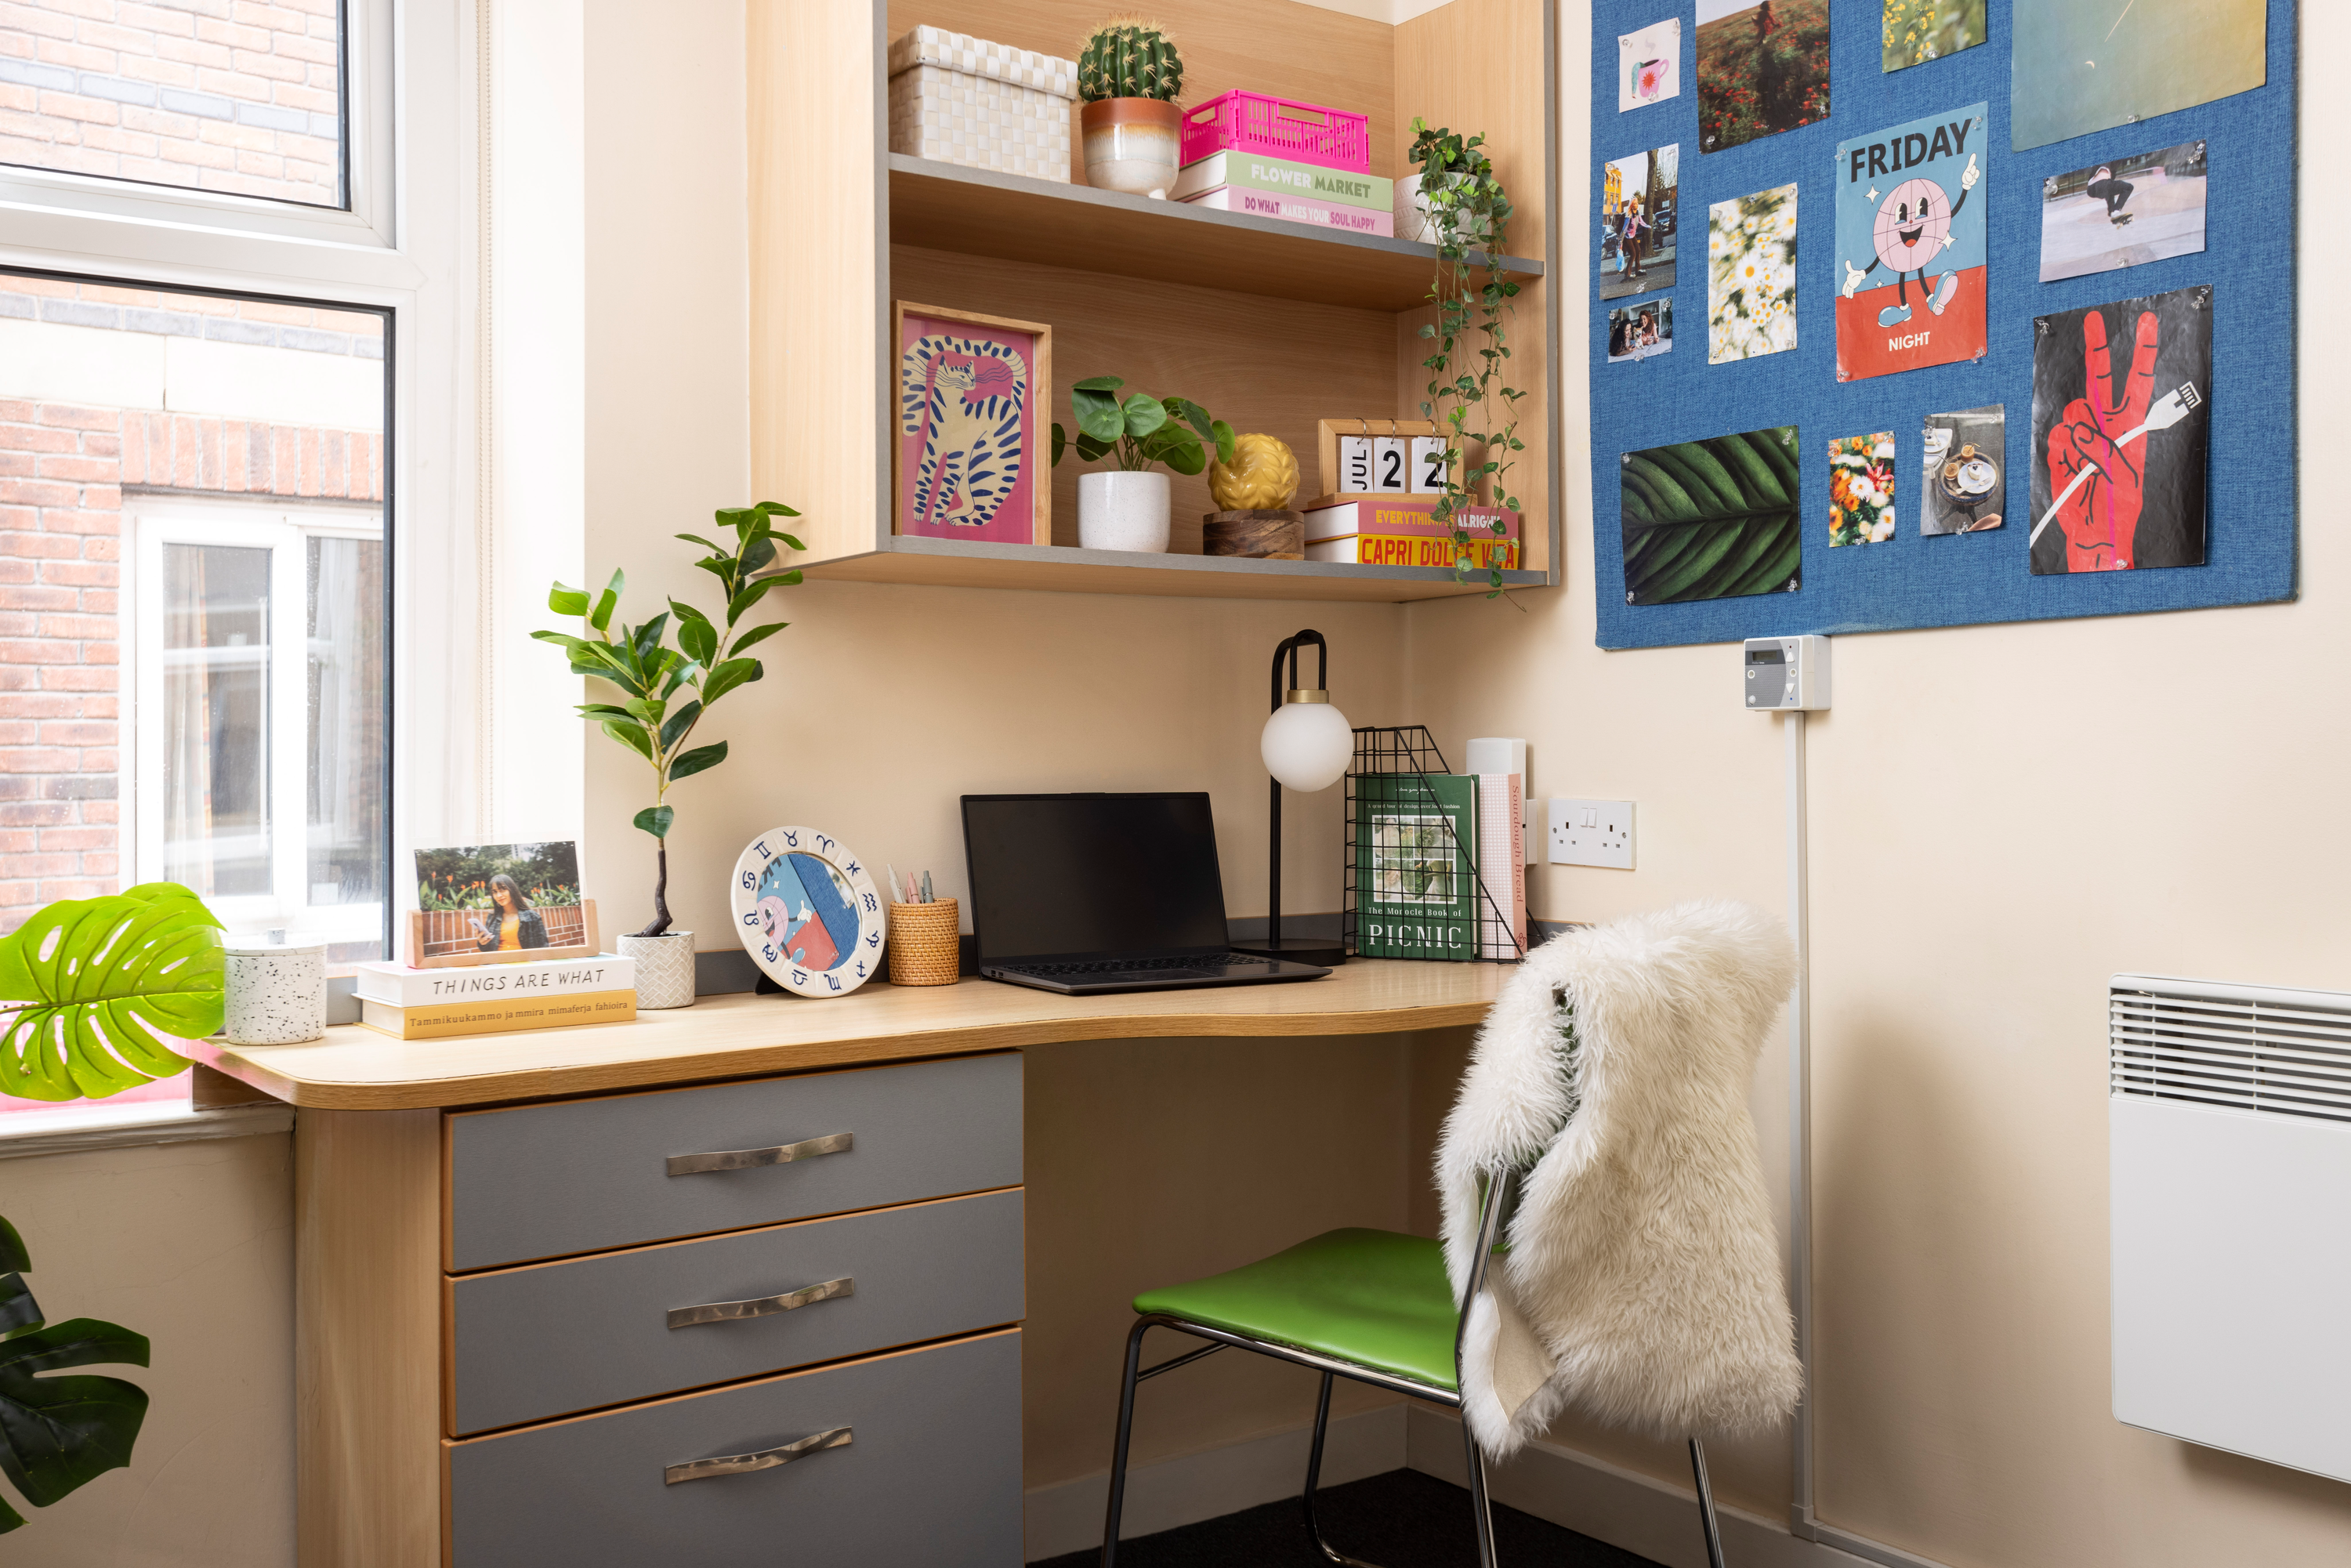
[887,897,961,986]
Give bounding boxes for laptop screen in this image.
[962,793,1230,964]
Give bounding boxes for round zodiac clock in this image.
[729,826,885,998]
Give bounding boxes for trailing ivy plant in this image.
[1408,117,1527,599]
[0,1212,150,1533]
[1051,376,1236,476]
[534,503,802,938]
[0,883,223,1103]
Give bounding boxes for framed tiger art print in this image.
[893,302,1052,545]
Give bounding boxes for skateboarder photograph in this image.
[2038,142,2208,284]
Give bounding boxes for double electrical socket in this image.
[1549,798,1636,869]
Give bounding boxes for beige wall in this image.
[0,1135,295,1566]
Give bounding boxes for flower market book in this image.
[1355,773,1480,962]
[1170,151,1393,211]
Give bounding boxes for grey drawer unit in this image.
[450,1188,1023,1433]
[447,1052,1023,1269]
[448,1327,1021,1566]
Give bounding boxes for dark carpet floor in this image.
[1034,1467,1667,1568]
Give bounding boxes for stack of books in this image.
[1301,494,1521,569]
[353,954,638,1040]
[1170,151,1393,237]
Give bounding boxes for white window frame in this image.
[125,495,386,947]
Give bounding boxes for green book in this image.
[1169,151,1394,212]
[1354,773,1479,961]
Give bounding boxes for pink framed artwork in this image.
[893,302,1052,545]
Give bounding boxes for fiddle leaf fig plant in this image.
[534,502,802,939]
[1051,376,1236,476]
[0,1212,152,1534]
[0,883,223,1103]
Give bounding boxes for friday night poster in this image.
[1835,103,1987,382]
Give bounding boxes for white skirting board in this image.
[1023,1398,1953,1568]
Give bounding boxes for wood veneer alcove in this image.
[748,0,1558,602]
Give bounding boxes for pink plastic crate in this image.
[1179,89,1370,174]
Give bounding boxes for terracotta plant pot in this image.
[1080,98,1182,198]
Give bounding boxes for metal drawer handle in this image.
[668,1276,854,1330]
[666,1132,853,1176]
[664,1425,852,1485]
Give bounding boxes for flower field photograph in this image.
[1828,433,1897,546]
[1709,183,1798,364]
[1697,0,1830,154]
[1882,0,1987,73]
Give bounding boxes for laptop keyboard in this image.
[1000,953,1277,980]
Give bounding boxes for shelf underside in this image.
[803,535,1545,602]
[887,156,1545,313]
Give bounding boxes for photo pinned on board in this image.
[1619,427,1801,606]
[1921,406,2006,534]
[1882,0,1987,74]
[1835,105,1987,382]
[2012,0,2266,153]
[2039,142,2208,284]
[1602,144,1679,303]
[1620,18,1682,110]
[2030,286,2212,575]
[1608,299,1675,363]
[1709,183,1798,364]
[1697,0,1828,154]
[1828,433,1897,546]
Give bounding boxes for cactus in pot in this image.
[1076,20,1184,198]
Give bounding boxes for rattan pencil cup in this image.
[887,898,961,985]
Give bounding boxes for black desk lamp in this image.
[1232,628,1352,968]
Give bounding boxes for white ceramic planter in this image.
[223,940,328,1045]
[617,931,697,1009]
[1078,471,1172,552]
[1395,172,1493,246]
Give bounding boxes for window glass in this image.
[0,1,347,208]
[0,270,387,1116]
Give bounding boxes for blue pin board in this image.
[1588,0,2295,649]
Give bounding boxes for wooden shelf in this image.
[888,156,1543,313]
[805,534,1544,602]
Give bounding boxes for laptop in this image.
[961,792,1332,995]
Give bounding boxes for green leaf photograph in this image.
[1620,426,1802,605]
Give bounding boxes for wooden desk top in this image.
[188,960,1508,1111]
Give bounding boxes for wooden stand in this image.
[404,900,603,970]
[1204,509,1306,559]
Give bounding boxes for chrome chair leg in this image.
[1462,1418,1499,1568]
[1100,1317,1151,1567]
[1301,1370,1382,1567]
[1688,1436,1726,1568]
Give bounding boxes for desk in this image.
[195,961,1505,1566]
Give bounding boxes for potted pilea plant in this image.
[534,502,802,1009]
[1407,118,1526,598]
[1052,376,1235,552]
[1077,20,1183,197]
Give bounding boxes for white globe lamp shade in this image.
[1261,700,1353,792]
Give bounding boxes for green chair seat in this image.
[1132,1228,1460,1395]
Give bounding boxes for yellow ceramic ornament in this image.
[1209,433,1301,511]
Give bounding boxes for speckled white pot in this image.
[1078,471,1171,552]
[617,931,697,1009]
[223,941,328,1045]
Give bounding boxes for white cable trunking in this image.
[2110,973,2351,1485]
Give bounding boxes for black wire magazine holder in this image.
[1343,726,1524,964]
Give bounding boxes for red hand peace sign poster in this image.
[2030,287,2212,575]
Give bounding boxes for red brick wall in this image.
[0,397,383,931]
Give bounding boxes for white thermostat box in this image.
[1743,635,1830,710]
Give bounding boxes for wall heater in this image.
[2110,973,2351,1484]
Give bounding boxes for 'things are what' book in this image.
[1354,773,1479,961]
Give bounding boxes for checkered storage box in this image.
[887,27,1078,183]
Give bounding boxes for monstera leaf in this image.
[0,884,223,1103]
[0,1213,151,1533]
[1619,428,1802,606]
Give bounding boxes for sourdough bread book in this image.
[1476,772,1527,960]
[1177,186,1394,237]
[359,989,637,1041]
[1307,534,1521,569]
[353,954,635,1008]
[1355,773,1478,962]
[1301,496,1520,541]
[1170,151,1393,211]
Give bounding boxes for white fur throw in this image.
[1437,900,1802,1455]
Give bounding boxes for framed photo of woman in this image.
[893,302,1052,545]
